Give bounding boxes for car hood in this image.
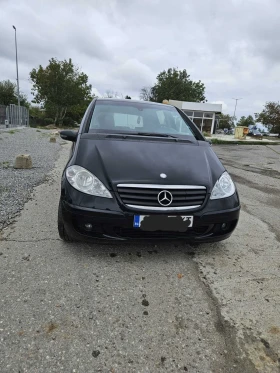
[74,136,225,192]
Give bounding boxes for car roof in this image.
[95,98,172,107]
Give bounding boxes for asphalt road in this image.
[0,143,279,373]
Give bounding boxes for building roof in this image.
[169,100,222,113]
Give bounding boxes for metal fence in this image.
[0,104,29,129]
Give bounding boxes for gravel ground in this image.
[0,127,64,230]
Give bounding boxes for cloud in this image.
[92,87,102,97]
[110,59,155,90]
[0,0,279,118]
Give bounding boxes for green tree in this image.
[29,105,44,118]
[255,102,280,133]
[30,58,93,126]
[143,68,206,103]
[29,105,45,127]
[217,113,235,129]
[0,80,29,107]
[65,97,92,124]
[237,115,255,127]
[18,93,30,108]
[125,95,131,99]
[0,80,16,105]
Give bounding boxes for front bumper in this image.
[60,199,240,243]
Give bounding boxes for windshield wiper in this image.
[105,132,178,139]
[104,132,194,142]
[134,132,178,139]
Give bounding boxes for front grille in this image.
[117,184,207,210]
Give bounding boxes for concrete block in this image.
[14,154,32,169]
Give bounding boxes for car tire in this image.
[58,201,73,242]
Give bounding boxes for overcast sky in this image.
[1,0,280,118]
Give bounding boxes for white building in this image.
[169,100,222,134]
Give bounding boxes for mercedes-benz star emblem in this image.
[157,190,173,207]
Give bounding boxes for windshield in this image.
[88,100,196,138]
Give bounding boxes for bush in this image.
[44,118,54,125]
[29,117,46,127]
[203,131,211,137]
[63,117,76,127]
[211,138,280,145]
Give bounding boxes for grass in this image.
[7,129,20,135]
[40,132,54,137]
[203,132,211,137]
[211,138,280,145]
[0,186,8,194]
[35,126,57,130]
[35,125,77,130]
[0,161,10,169]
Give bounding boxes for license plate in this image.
[133,215,193,232]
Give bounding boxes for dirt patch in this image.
[46,322,58,333]
[230,173,279,196]
[223,162,280,179]
[269,327,280,335]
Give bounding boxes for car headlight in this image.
[210,172,235,200]
[66,165,112,198]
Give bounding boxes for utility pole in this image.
[13,25,20,126]
[232,98,242,124]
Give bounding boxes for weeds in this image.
[0,161,10,169]
[0,186,8,194]
[211,138,280,145]
[8,129,19,135]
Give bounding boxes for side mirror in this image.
[60,130,78,142]
[207,140,212,146]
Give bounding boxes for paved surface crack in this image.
[266,145,280,155]
[1,238,61,243]
[190,250,258,373]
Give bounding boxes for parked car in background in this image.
[247,129,263,138]
[223,128,234,135]
[58,98,240,244]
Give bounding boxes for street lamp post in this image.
[12,25,20,126]
[232,98,242,124]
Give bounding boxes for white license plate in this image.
[133,215,193,232]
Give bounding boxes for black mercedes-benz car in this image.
[58,99,240,243]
